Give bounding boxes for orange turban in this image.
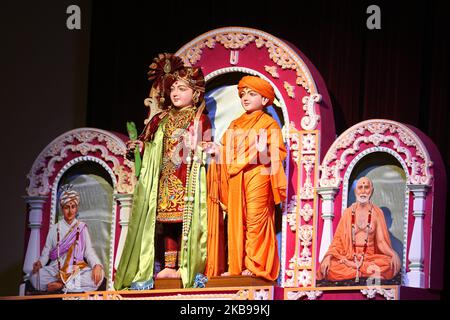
[238,76,275,106]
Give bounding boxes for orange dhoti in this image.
[324,246,397,281]
[317,204,400,281]
[228,165,279,280]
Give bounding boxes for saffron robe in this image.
[317,203,399,281]
[206,110,287,280]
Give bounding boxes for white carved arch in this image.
[319,119,433,188]
[26,128,135,196]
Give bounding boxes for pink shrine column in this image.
[317,187,339,262]
[22,196,47,275]
[405,184,429,288]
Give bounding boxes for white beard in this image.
[356,195,370,204]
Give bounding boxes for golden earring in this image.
[193,92,199,105]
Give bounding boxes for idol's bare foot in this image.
[241,269,254,276]
[156,268,180,279]
[221,271,231,276]
[47,281,64,292]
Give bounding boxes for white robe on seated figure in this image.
[29,218,104,293]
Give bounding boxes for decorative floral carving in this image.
[215,33,255,49]
[299,203,313,222]
[286,195,298,232]
[265,41,297,70]
[264,65,279,78]
[285,252,313,287]
[360,288,396,300]
[335,130,356,149]
[285,270,295,287]
[287,290,323,300]
[301,94,321,130]
[234,290,250,300]
[299,225,313,247]
[299,246,312,267]
[282,120,296,143]
[115,164,136,194]
[179,43,207,66]
[204,37,216,49]
[285,255,301,287]
[298,269,312,287]
[299,156,315,199]
[299,225,313,267]
[284,81,295,98]
[302,133,316,153]
[255,37,266,48]
[288,131,301,163]
[296,69,308,91]
[254,289,270,300]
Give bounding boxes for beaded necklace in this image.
[181,108,202,250]
[181,149,200,248]
[351,202,373,282]
[57,221,80,282]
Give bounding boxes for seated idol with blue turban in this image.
[29,185,104,293]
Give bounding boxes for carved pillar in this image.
[405,184,429,288]
[316,187,339,262]
[113,193,133,269]
[22,196,47,275]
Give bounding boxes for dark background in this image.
[0,0,448,298]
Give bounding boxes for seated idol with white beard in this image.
[317,177,401,282]
[29,185,104,293]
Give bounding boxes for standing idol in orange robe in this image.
[317,177,401,282]
[205,76,287,281]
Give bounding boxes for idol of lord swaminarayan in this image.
[114,53,211,290]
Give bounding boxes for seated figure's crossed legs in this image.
[29,264,104,292]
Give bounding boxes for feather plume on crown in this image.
[147,53,185,83]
